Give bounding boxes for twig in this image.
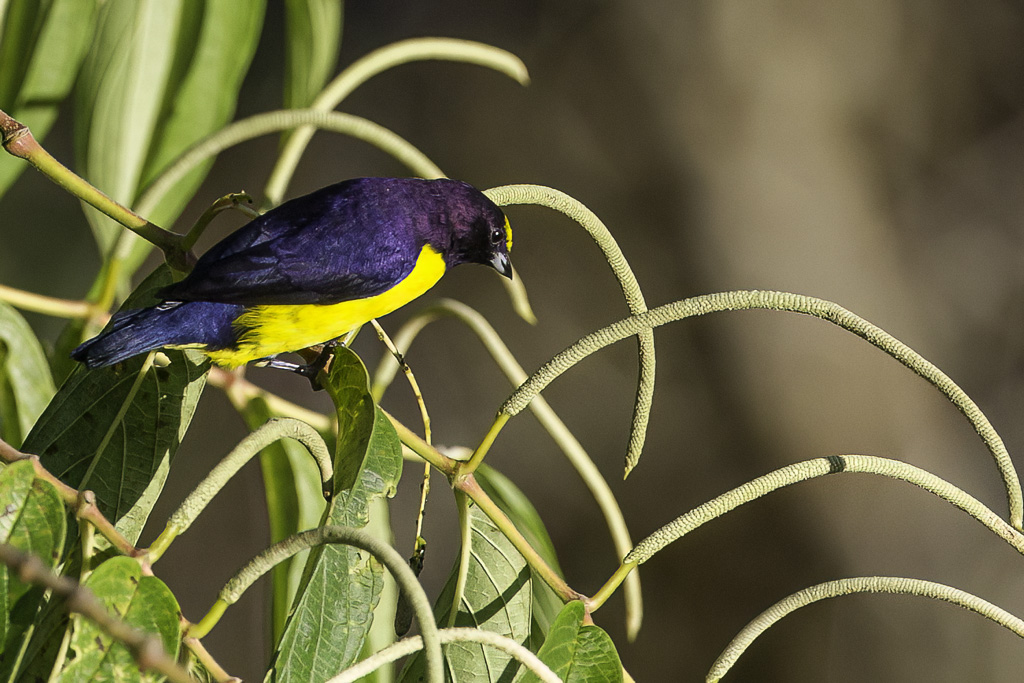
[0,544,193,683]
[0,109,187,269]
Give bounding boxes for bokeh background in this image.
[4,1,1024,680]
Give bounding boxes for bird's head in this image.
[438,180,513,279]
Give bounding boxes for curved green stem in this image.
[182,192,258,252]
[461,413,509,475]
[193,525,444,683]
[148,418,333,563]
[385,408,456,476]
[448,491,473,628]
[0,109,186,268]
[328,627,560,683]
[625,454,1024,566]
[588,561,637,612]
[0,285,97,319]
[265,37,529,206]
[372,299,643,637]
[136,109,444,220]
[502,290,1022,530]
[706,577,1024,682]
[484,184,655,477]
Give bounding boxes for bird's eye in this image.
[490,227,504,244]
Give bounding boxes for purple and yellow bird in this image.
[72,177,512,376]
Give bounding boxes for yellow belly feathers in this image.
[205,245,446,368]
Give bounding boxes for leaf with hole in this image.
[0,459,67,666]
[269,346,403,682]
[59,556,180,683]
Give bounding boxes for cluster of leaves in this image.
[3,2,1024,682]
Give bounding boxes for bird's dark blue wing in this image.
[161,180,424,305]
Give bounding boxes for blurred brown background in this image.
[4,1,1024,680]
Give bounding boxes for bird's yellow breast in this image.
[205,245,446,368]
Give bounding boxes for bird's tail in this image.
[71,301,243,368]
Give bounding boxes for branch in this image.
[0,544,193,683]
[707,577,1024,681]
[0,109,187,269]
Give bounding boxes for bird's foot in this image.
[253,339,343,391]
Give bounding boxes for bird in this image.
[72,177,513,378]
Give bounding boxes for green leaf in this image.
[283,0,342,110]
[59,556,180,683]
[0,302,56,448]
[75,0,264,287]
[21,267,208,545]
[269,346,403,682]
[522,601,623,683]
[0,0,98,199]
[399,505,533,683]
[476,465,561,577]
[243,398,328,642]
[0,460,67,664]
[138,0,265,236]
[75,0,185,258]
[475,465,564,651]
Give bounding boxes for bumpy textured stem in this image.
[327,627,560,683]
[706,577,1024,682]
[149,418,332,562]
[626,454,1024,566]
[209,526,443,682]
[501,290,1021,529]
[136,109,444,219]
[485,184,655,477]
[373,299,644,639]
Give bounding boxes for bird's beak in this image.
[491,251,513,279]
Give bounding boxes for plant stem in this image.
[457,474,583,604]
[0,109,187,269]
[0,284,96,319]
[0,544,193,683]
[384,409,455,475]
[588,562,636,612]
[460,413,509,475]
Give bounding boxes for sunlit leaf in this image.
[0,460,67,664]
[0,302,56,448]
[0,0,97,198]
[138,0,265,241]
[399,505,532,682]
[269,346,403,682]
[283,0,342,110]
[59,556,180,683]
[76,0,264,279]
[75,0,185,257]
